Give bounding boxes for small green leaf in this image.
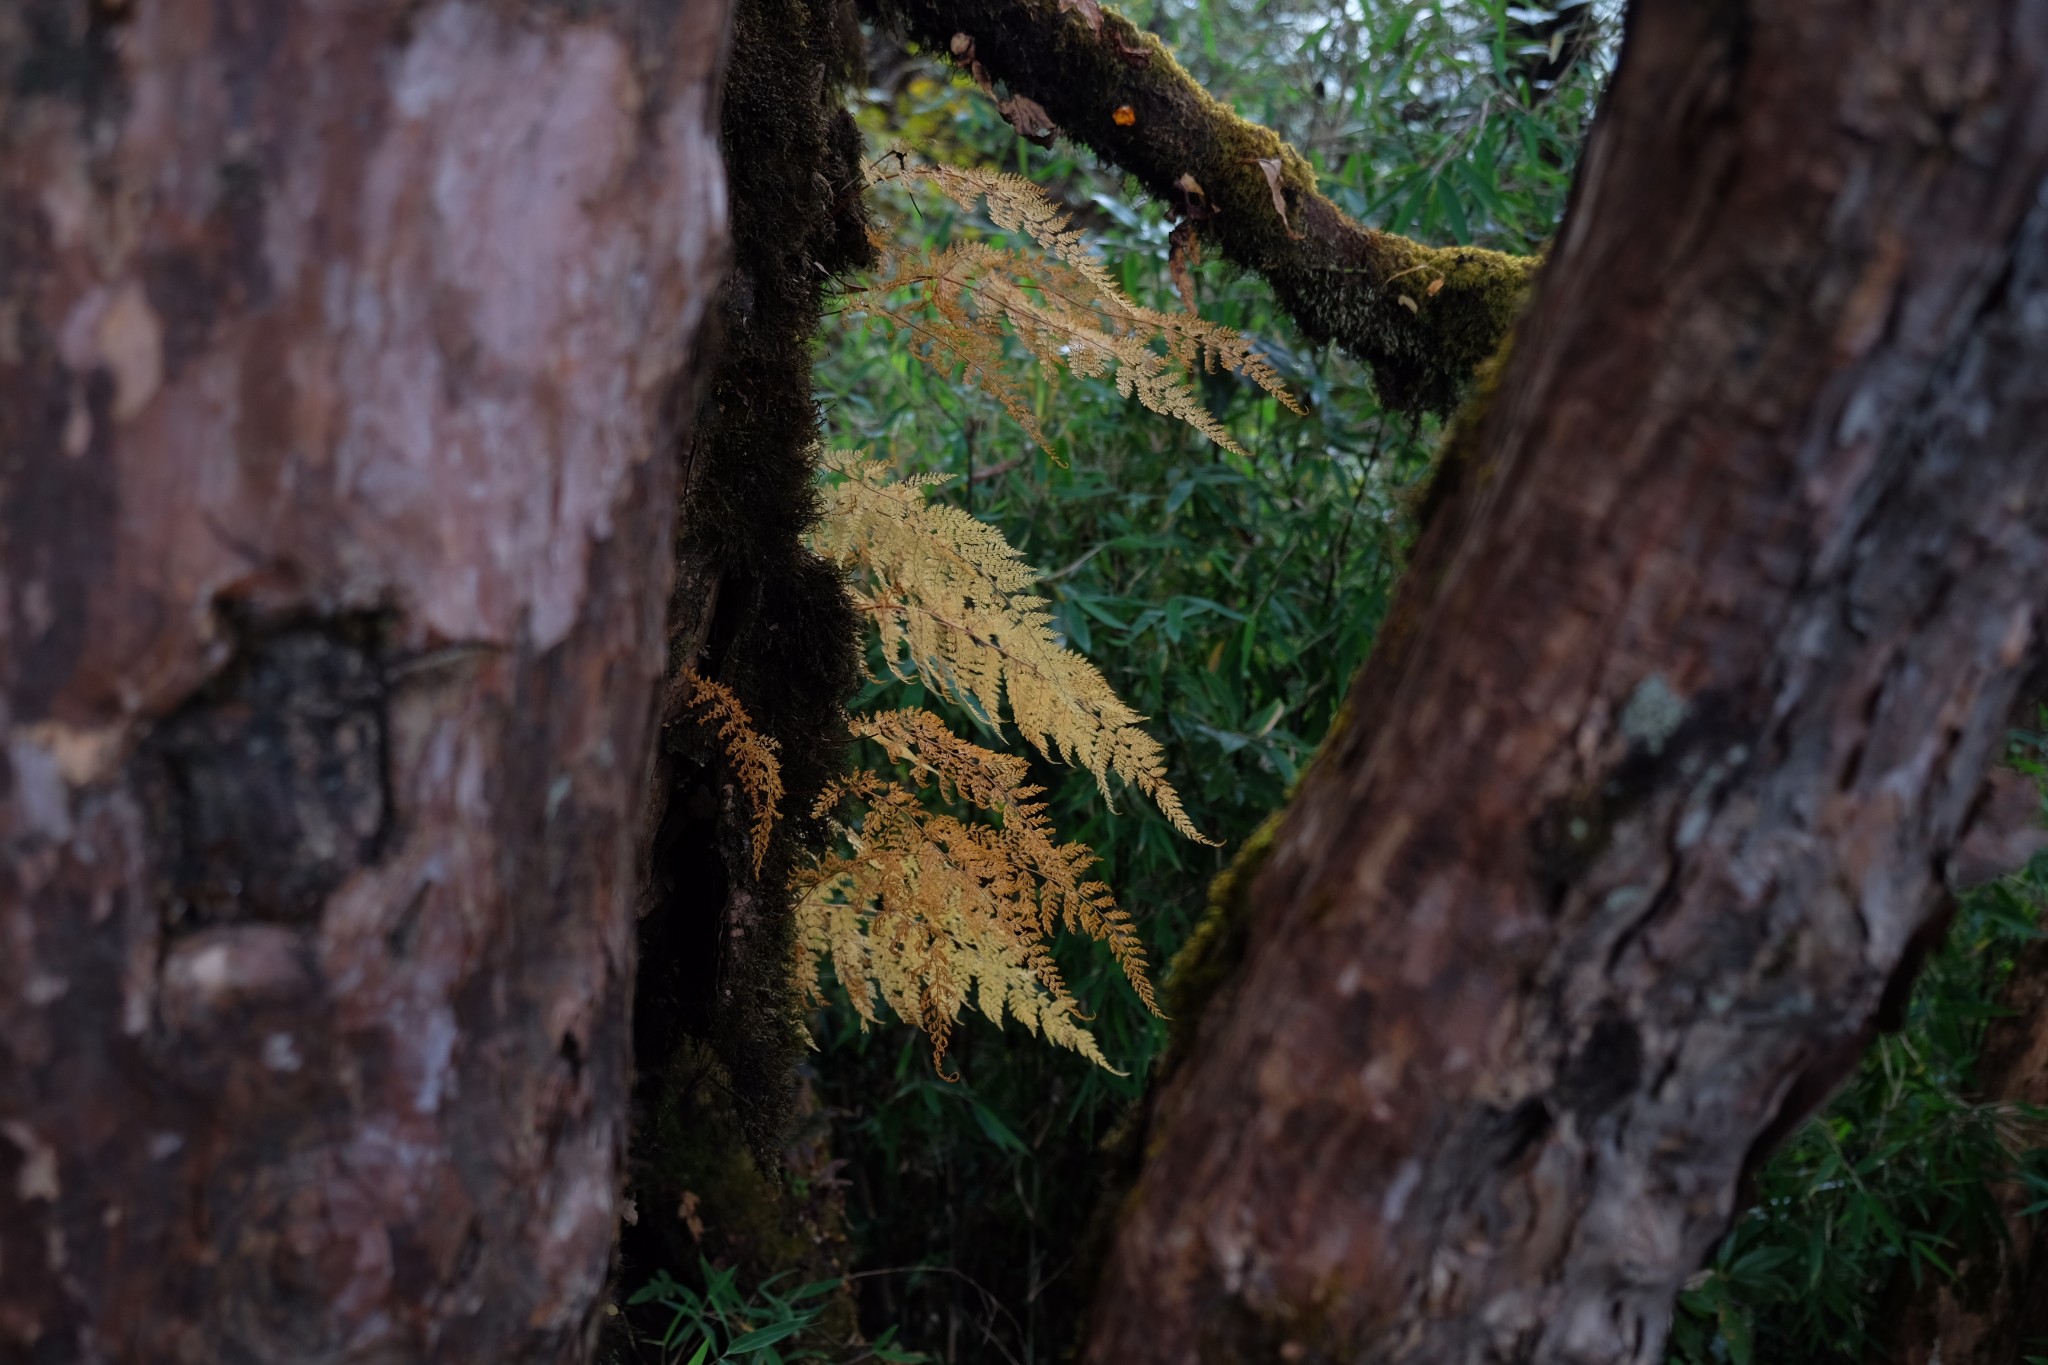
[972,1099,1031,1155]
[726,1316,813,1353]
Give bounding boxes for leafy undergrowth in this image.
[608,1262,927,1365]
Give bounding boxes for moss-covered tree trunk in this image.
[1087,1,2048,1362]
[622,0,869,1316]
[0,2,729,1359]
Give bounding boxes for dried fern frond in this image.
[853,161,1304,458]
[793,708,1159,1073]
[676,667,784,875]
[813,451,1211,844]
[907,164,1302,402]
[856,708,1156,1012]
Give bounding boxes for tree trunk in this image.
[0,2,729,1360]
[1088,1,2048,1362]
[1878,934,2048,1365]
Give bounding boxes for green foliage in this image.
[613,1263,925,1365]
[1163,0,1609,248]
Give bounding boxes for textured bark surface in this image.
[0,2,730,1360]
[1088,1,2048,1362]
[1880,934,2048,1365]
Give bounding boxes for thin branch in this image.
[860,0,1540,416]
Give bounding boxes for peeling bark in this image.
[1088,1,2048,1361]
[0,2,731,1360]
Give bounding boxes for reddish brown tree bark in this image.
[0,2,729,1360]
[1088,1,2048,1362]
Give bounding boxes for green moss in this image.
[1078,688,1389,1357]
[1159,682,1374,1061]
[1161,810,1284,1057]
[624,1041,859,1344]
[1079,719,1324,1330]
[648,1043,815,1272]
[1401,326,1515,540]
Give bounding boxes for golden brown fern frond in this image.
[912,163,1300,403]
[813,451,1211,845]
[854,708,1156,1012]
[860,238,1056,453]
[676,667,784,875]
[792,708,1158,1073]
[853,161,1304,458]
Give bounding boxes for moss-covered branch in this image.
[862,0,1538,416]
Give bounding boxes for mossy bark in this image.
[863,0,1538,417]
[624,0,870,1325]
[1084,0,2048,1361]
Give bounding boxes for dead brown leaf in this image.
[951,31,1055,144]
[950,32,997,96]
[1168,221,1201,313]
[999,92,1058,146]
[677,1190,706,1240]
[1254,157,1302,239]
[1058,0,1104,31]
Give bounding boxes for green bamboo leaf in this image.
[726,1316,814,1354]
